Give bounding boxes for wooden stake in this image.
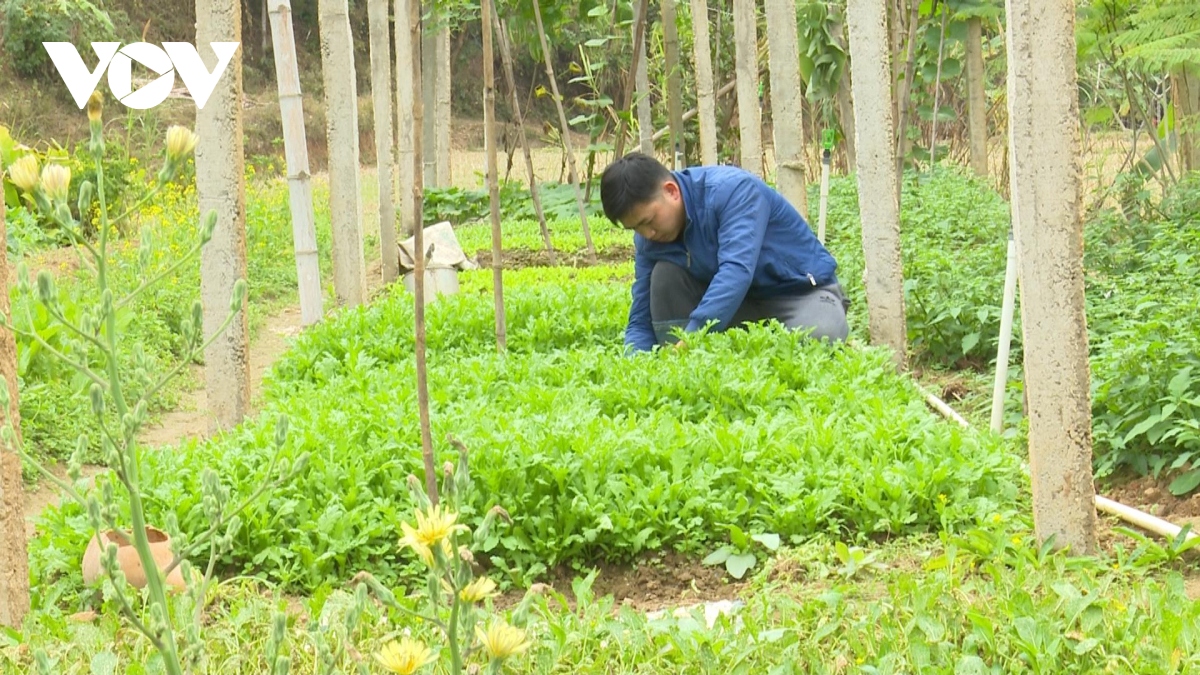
[494,16,557,264]
[483,0,506,351]
[614,0,650,160]
[410,0,437,505]
[531,0,598,264]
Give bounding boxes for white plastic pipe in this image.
[817,149,831,243]
[990,230,1019,433]
[922,382,1197,547]
[1095,495,1200,543]
[921,387,970,429]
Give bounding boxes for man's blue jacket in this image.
[624,165,839,352]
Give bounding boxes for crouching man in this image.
[600,152,850,352]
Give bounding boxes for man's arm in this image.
[686,182,770,332]
[624,247,657,352]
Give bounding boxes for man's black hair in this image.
[599,152,673,224]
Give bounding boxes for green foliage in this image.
[29,265,1022,595]
[820,168,1014,368]
[0,0,121,78]
[14,526,1200,673]
[1110,0,1200,73]
[422,181,605,226]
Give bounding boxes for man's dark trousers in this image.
[649,261,850,345]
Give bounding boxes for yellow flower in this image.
[409,505,467,548]
[165,125,199,162]
[40,164,71,202]
[376,637,436,675]
[475,620,530,661]
[459,576,498,604]
[8,155,39,193]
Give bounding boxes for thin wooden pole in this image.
[494,15,557,264]
[531,0,597,264]
[614,0,650,160]
[483,0,506,351]
[410,0,437,505]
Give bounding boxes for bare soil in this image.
[471,245,634,270]
[497,552,748,614]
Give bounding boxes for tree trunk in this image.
[846,0,907,368]
[893,0,921,192]
[614,0,650,160]
[483,0,506,351]
[436,26,452,186]
[732,0,763,175]
[495,16,557,263]
[319,0,367,307]
[197,0,251,429]
[634,0,654,155]
[1005,0,1097,554]
[395,0,415,239]
[830,4,858,171]
[663,0,686,166]
[531,0,598,263]
[1174,65,1200,174]
[0,156,29,629]
[368,0,399,284]
[764,0,808,216]
[689,0,719,165]
[966,17,988,177]
[268,0,324,325]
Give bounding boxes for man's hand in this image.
[672,339,687,352]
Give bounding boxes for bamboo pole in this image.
[267,0,324,325]
[634,0,654,155]
[531,0,597,264]
[614,0,650,160]
[494,16,557,264]
[483,0,506,351]
[395,0,415,239]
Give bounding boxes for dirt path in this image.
[21,304,308,538]
[20,171,393,539]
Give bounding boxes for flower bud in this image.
[200,210,217,244]
[16,262,29,295]
[86,91,103,123]
[8,155,39,193]
[230,279,247,313]
[77,180,94,215]
[90,383,105,415]
[274,414,289,448]
[36,270,56,307]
